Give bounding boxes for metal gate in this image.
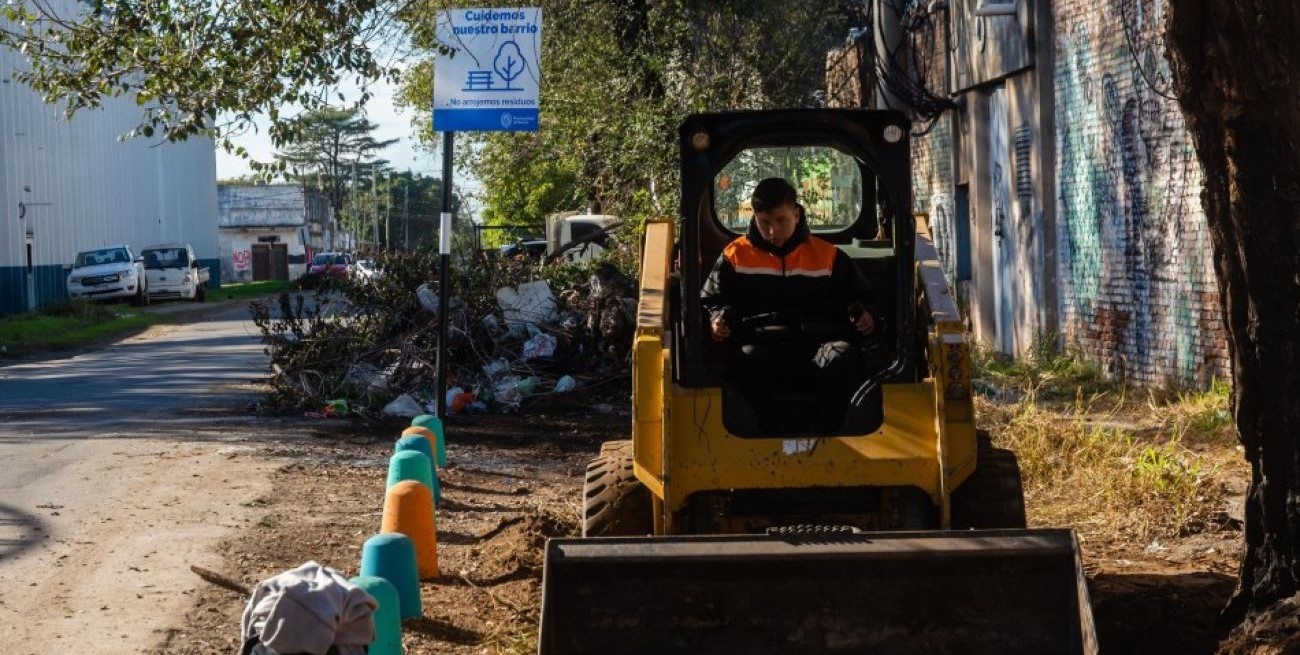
[251,243,289,281]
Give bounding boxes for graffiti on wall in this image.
[1054,0,1224,384]
[916,120,959,282]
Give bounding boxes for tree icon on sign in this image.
[494,41,526,90]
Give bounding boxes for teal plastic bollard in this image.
[349,575,403,654]
[411,415,447,468]
[359,533,422,620]
[386,450,434,490]
[395,435,442,507]
[394,435,434,470]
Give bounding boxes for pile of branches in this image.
[250,249,637,415]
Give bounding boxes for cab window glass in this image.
[145,248,186,268]
[714,146,863,233]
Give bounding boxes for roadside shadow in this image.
[439,499,517,514]
[0,502,47,563]
[440,480,529,497]
[403,616,484,645]
[1091,570,1234,655]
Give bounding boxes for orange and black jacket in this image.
[701,217,875,331]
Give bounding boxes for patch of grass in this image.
[973,336,1116,403]
[481,624,538,655]
[216,279,296,302]
[980,383,1238,544]
[0,299,157,356]
[1153,377,1234,439]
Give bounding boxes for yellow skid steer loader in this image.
[539,110,1096,655]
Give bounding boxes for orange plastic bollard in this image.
[401,426,441,467]
[381,480,439,579]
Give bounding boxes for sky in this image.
[211,50,501,224]
[212,75,480,199]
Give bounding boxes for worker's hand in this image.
[854,310,875,335]
[711,314,731,342]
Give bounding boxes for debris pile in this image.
[250,250,637,416]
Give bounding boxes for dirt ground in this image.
[141,402,1247,655]
[155,412,614,655]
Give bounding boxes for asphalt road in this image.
[0,300,293,653]
[0,302,269,433]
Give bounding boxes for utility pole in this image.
[403,181,410,251]
[874,0,907,111]
[371,164,380,254]
[384,172,392,252]
[350,161,358,251]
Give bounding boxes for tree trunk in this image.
[1165,1,1300,627]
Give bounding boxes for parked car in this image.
[140,243,210,302]
[67,244,149,305]
[546,213,620,264]
[353,259,382,281]
[308,252,354,278]
[499,239,547,261]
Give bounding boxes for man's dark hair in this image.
[750,178,798,212]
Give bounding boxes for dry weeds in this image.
[974,345,1244,546]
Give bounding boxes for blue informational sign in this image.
[433,8,543,132]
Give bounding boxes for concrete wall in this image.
[217,184,334,282]
[0,11,219,314]
[219,228,307,283]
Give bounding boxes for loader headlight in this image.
[947,381,967,400]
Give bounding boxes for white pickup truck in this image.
[140,243,210,302]
[67,244,150,305]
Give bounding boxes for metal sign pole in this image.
[436,130,455,419]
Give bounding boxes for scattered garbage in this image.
[251,251,637,416]
[497,280,559,333]
[345,362,389,394]
[382,394,425,418]
[416,283,464,319]
[522,331,559,360]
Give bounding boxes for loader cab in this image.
[675,110,916,437]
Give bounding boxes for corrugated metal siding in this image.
[0,10,218,314]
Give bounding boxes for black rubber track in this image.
[950,431,1028,529]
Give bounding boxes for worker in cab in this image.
[702,177,878,431]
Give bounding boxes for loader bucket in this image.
[539,529,1096,655]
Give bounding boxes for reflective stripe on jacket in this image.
[701,218,874,328]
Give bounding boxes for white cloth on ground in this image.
[240,561,378,655]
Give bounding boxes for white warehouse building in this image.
[0,28,219,315]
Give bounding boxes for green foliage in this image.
[4,0,864,227]
[474,136,580,235]
[1174,377,1233,433]
[275,106,397,209]
[397,0,866,232]
[216,280,296,301]
[0,302,154,355]
[36,297,117,320]
[0,0,413,162]
[972,334,1114,401]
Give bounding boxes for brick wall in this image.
[1052,0,1228,385]
[907,22,959,284]
[824,0,1229,387]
